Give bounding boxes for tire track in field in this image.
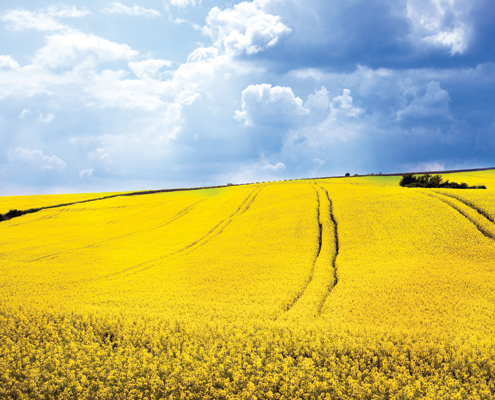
[280,184,323,315]
[0,183,241,223]
[26,197,210,263]
[175,186,264,257]
[316,184,339,314]
[81,196,210,250]
[280,183,340,319]
[423,191,495,241]
[71,186,263,284]
[432,190,495,224]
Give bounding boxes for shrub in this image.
[5,209,24,219]
[399,173,416,186]
[400,174,486,189]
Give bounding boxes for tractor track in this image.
[279,183,340,318]
[69,186,264,284]
[316,184,339,314]
[281,185,323,314]
[431,190,495,224]
[423,191,495,241]
[26,197,210,263]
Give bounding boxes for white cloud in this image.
[331,89,364,119]
[37,112,54,124]
[175,91,201,106]
[0,32,140,101]
[305,87,330,111]
[84,69,170,111]
[19,108,31,118]
[261,161,286,171]
[203,1,292,55]
[0,6,90,32]
[406,0,474,54]
[234,83,309,127]
[0,9,67,31]
[33,31,138,69]
[280,88,366,170]
[7,148,66,172]
[100,3,161,17]
[187,47,219,63]
[79,168,94,178]
[169,0,199,8]
[171,17,201,30]
[424,27,468,55]
[0,55,20,70]
[46,5,92,18]
[129,59,172,80]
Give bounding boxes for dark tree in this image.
[399,173,417,186]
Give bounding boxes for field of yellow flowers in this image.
[1,170,495,399]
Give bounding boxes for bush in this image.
[400,174,486,189]
[6,209,24,219]
[399,173,417,186]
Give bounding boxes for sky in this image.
[1,0,494,195]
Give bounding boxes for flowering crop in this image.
[1,171,495,399]
[0,192,126,215]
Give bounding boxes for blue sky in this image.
[1,0,494,194]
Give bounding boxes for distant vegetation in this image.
[400,173,487,189]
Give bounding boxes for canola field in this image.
[1,170,495,399]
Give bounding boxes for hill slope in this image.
[2,171,495,399]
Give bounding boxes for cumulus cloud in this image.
[7,148,66,172]
[397,81,453,125]
[84,69,170,111]
[234,83,309,127]
[33,31,138,69]
[100,3,161,18]
[0,9,67,31]
[424,27,469,55]
[203,1,292,56]
[128,59,172,80]
[330,89,364,119]
[0,31,140,101]
[0,6,90,32]
[286,88,365,149]
[406,0,474,54]
[187,47,219,63]
[0,55,20,70]
[1,0,495,194]
[305,87,330,110]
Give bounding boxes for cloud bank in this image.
[0,0,494,194]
